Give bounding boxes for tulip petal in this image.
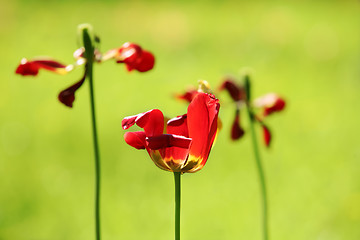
[58,75,86,108]
[124,131,147,149]
[146,134,191,150]
[231,110,245,140]
[133,50,155,72]
[167,114,189,138]
[262,125,272,147]
[219,79,243,101]
[122,109,164,137]
[15,58,67,76]
[184,93,219,172]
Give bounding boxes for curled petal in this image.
[146,134,191,150]
[262,125,271,147]
[231,110,245,140]
[58,74,86,108]
[115,43,155,72]
[219,79,244,102]
[122,109,164,137]
[124,131,147,149]
[15,58,67,76]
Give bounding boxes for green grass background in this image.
[1,0,359,239]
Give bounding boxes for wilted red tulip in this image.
[16,42,155,108]
[122,92,220,173]
[219,77,285,147]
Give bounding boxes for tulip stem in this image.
[83,28,101,240]
[174,172,181,240]
[246,107,269,240]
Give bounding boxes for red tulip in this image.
[122,92,220,173]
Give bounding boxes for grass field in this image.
[1,0,359,239]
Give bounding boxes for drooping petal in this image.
[122,109,164,137]
[231,110,245,140]
[219,79,243,102]
[184,92,220,172]
[58,74,86,108]
[124,131,147,149]
[15,58,67,76]
[262,125,272,147]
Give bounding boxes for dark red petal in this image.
[219,79,243,101]
[167,114,189,138]
[124,131,147,149]
[231,110,245,140]
[146,134,191,150]
[262,125,272,147]
[58,75,86,108]
[264,97,286,116]
[15,58,67,76]
[15,59,40,76]
[133,50,155,72]
[122,109,164,137]
[187,92,220,162]
[176,89,198,102]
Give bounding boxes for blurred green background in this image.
[1,0,359,239]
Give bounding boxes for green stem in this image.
[246,106,269,240]
[83,28,101,240]
[174,172,181,240]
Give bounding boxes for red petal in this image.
[133,50,155,72]
[262,125,271,147]
[231,110,245,140]
[124,131,147,149]
[219,79,243,101]
[146,134,191,150]
[58,75,86,108]
[166,114,189,138]
[176,89,198,102]
[187,92,220,166]
[264,97,286,116]
[122,109,164,137]
[15,58,66,76]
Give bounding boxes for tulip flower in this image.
[122,92,220,240]
[122,92,220,173]
[218,77,285,147]
[16,42,154,108]
[219,72,286,240]
[15,24,155,240]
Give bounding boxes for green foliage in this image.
[1,0,359,239]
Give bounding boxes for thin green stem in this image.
[83,28,101,240]
[174,172,181,240]
[246,106,269,240]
